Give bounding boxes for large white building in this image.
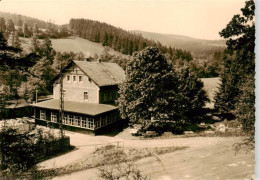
[32,60,125,135]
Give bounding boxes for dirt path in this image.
[38,130,227,169]
[52,136,254,180]
[38,129,254,179]
[137,140,254,179]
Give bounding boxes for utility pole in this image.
[59,61,64,138]
[35,89,38,103]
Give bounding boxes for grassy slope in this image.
[20,36,129,58]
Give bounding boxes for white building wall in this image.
[53,64,100,103]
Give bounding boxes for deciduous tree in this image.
[118,47,178,122]
[118,47,209,127]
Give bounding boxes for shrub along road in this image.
[39,129,254,179]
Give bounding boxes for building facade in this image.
[32,60,125,135]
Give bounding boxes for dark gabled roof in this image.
[53,60,125,87]
[6,99,30,109]
[73,61,125,87]
[31,99,118,116]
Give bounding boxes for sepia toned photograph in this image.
[0,0,256,179]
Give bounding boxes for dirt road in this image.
[39,129,254,179]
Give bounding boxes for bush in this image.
[0,127,37,173]
[0,126,69,176]
[144,121,185,135]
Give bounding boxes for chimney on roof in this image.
[85,58,89,62]
[98,59,102,63]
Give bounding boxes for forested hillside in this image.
[0,11,55,29]
[0,11,69,39]
[131,30,226,60]
[0,11,223,78]
[69,19,193,62]
[20,37,124,57]
[69,19,224,77]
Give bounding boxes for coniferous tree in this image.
[7,31,21,49]
[176,66,209,122]
[18,36,56,100]
[30,33,41,53]
[7,32,15,47]
[22,22,29,38]
[0,18,6,32]
[0,84,10,119]
[0,32,37,99]
[215,0,255,113]
[5,19,15,34]
[32,23,39,34]
[13,31,21,49]
[38,37,56,62]
[17,17,23,27]
[214,0,255,149]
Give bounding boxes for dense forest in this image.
[69,19,193,62]
[69,18,223,77]
[0,11,223,78]
[0,11,56,29]
[132,30,226,60]
[0,11,69,39]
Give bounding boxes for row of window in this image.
[40,110,95,129]
[100,91,118,102]
[62,115,95,129]
[39,110,119,130]
[95,112,119,129]
[66,75,83,82]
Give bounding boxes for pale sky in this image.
[0,0,246,40]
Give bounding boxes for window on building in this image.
[63,114,68,124]
[101,115,107,126]
[107,114,112,124]
[96,118,101,129]
[113,112,118,122]
[112,91,116,100]
[109,91,113,100]
[82,117,87,128]
[74,116,80,127]
[67,75,70,82]
[73,75,77,82]
[78,117,81,126]
[100,93,104,102]
[84,92,88,100]
[104,93,107,102]
[79,75,83,82]
[51,112,57,122]
[89,118,94,129]
[86,118,89,128]
[40,110,46,120]
[69,115,74,125]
